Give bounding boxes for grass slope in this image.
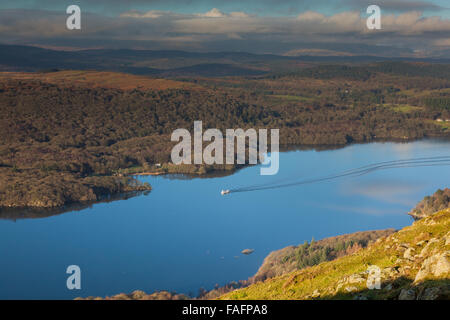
[220,209,450,300]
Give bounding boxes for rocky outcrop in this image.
[409,189,450,220]
[415,251,450,283]
[398,289,416,300]
[220,208,450,300]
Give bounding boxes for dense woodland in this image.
[1,62,449,208]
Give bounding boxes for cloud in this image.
[346,0,446,12]
[229,11,250,18]
[296,11,364,33]
[197,8,250,19]
[379,11,450,34]
[200,8,226,18]
[172,9,450,36]
[0,7,449,56]
[293,9,450,36]
[2,0,447,18]
[297,11,326,21]
[119,10,164,19]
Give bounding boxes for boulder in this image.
[383,283,393,291]
[403,248,415,261]
[415,251,450,283]
[418,238,439,258]
[398,289,415,300]
[418,287,441,300]
[348,273,365,284]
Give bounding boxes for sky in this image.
[1,0,450,56]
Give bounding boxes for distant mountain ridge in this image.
[2,44,450,77]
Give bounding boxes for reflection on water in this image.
[0,139,448,299]
[0,191,150,221]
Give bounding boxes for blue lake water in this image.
[0,139,449,299]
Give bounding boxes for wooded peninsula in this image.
[1,61,449,209]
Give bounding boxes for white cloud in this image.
[200,8,226,18]
[1,8,450,55]
[119,10,164,19]
[229,11,250,18]
[197,8,250,19]
[297,11,326,22]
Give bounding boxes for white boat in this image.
[221,189,230,195]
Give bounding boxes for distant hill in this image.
[0,44,273,76]
[1,44,450,77]
[160,63,267,77]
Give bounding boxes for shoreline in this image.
[5,137,450,212]
[130,172,166,176]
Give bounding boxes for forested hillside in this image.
[1,62,449,209]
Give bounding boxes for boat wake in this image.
[225,155,450,194]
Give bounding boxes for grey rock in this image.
[415,251,450,283]
[403,248,415,260]
[419,238,439,258]
[348,274,365,284]
[398,289,416,300]
[383,283,393,291]
[419,287,441,300]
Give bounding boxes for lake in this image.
[0,139,449,299]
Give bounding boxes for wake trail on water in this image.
[228,156,450,194]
